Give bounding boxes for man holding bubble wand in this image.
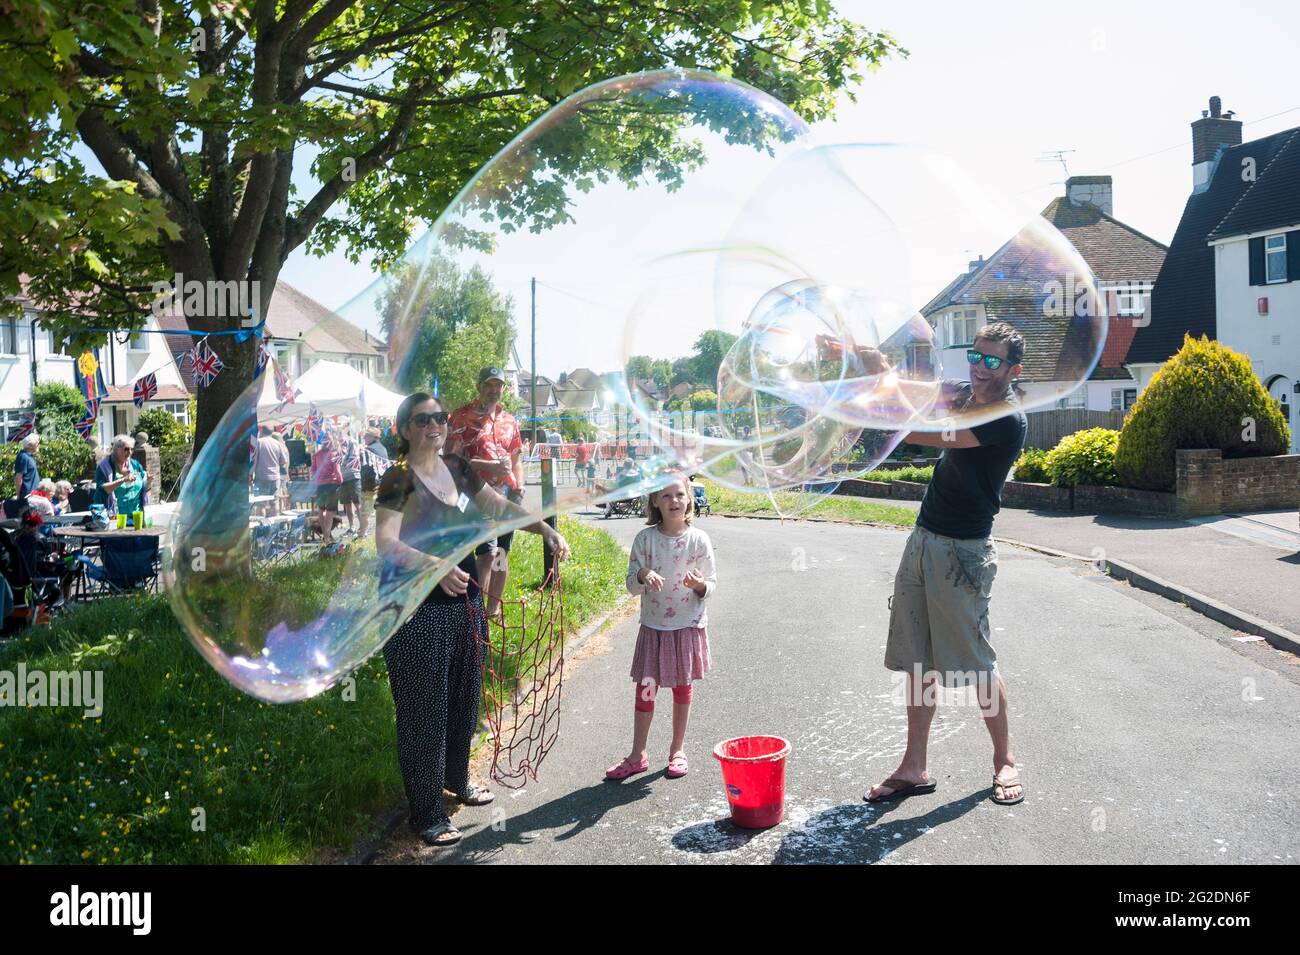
[855,322,1028,807]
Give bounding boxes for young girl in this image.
[606,472,716,781]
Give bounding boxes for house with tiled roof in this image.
[1128,97,1299,452]
[923,175,1167,413]
[3,279,189,445]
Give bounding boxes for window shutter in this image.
[1248,236,1265,285]
[1287,230,1300,283]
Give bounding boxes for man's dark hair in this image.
[975,321,1025,366]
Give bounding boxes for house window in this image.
[950,309,978,345]
[0,315,17,355]
[349,357,368,376]
[1057,389,1087,409]
[161,401,189,425]
[1265,234,1287,283]
[1,408,32,441]
[1115,286,1149,316]
[1111,388,1137,411]
[129,329,149,351]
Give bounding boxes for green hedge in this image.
[1115,335,1291,491]
[1044,428,1119,487]
[0,436,96,486]
[1013,447,1051,483]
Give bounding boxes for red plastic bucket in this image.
[713,735,791,829]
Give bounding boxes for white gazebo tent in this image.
[257,359,405,424]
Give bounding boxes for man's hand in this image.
[547,530,571,562]
[638,567,665,592]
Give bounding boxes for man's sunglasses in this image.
[408,411,449,427]
[967,349,1006,371]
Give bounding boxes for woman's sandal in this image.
[419,822,462,847]
[666,752,689,779]
[604,755,649,781]
[455,783,495,806]
[991,771,1024,806]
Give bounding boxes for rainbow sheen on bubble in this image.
[168,69,1106,700]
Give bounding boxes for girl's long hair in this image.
[644,472,694,526]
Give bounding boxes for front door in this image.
[1267,376,1296,452]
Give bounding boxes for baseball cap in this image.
[478,366,506,385]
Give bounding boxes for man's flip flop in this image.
[991,772,1024,805]
[865,777,938,803]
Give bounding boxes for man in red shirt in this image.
[447,367,525,616]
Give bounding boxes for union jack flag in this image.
[75,398,100,440]
[187,339,224,387]
[304,405,324,445]
[272,358,296,412]
[361,446,392,479]
[8,411,35,443]
[254,340,271,378]
[132,373,158,408]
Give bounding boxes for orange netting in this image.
[470,570,566,788]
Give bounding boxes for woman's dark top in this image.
[376,453,488,605]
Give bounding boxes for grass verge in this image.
[700,479,918,526]
[0,514,622,864]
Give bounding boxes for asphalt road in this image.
[374,511,1300,865]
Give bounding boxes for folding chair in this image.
[75,535,161,597]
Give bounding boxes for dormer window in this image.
[950,308,978,345]
[1115,285,1149,316]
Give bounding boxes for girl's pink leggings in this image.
[634,682,692,712]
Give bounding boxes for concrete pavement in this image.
[372,512,1300,865]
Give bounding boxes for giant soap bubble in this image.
[168,69,1104,700]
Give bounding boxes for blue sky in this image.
[285,0,1300,377]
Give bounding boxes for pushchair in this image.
[595,467,646,519]
[691,482,711,517]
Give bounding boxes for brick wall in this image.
[1175,449,1223,516]
[1220,453,1300,511]
[1001,481,1072,511]
[1075,484,1177,516]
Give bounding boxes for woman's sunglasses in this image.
[967,349,1006,371]
[408,411,449,427]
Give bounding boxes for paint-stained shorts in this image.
[884,525,999,687]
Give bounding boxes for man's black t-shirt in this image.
[916,381,1027,540]
[376,454,486,604]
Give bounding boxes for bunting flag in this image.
[8,412,35,443]
[74,348,108,404]
[74,398,100,440]
[254,340,271,378]
[272,357,297,412]
[132,373,158,408]
[360,446,392,479]
[187,338,225,387]
[304,405,324,445]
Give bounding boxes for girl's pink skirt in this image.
[629,625,711,688]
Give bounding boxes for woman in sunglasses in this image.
[375,392,571,847]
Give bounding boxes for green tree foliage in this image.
[691,330,739,390]
[689,388,718,412]
[1115,335,1291,490]
[380,256,515,401]
[0,0,902,455]
[135,407,186,447]
[1045,428,1119,487]
[31,380,89,440]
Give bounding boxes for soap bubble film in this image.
[168,69,1105,700]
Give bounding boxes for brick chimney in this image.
[1191,95,1242,192]
[1065,175,1113,215]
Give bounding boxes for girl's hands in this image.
[684,568,708,595]
[437,563,471,597]
[638,567,665,592]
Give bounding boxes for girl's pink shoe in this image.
[666,751,688,778]
[605,755,649,781]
